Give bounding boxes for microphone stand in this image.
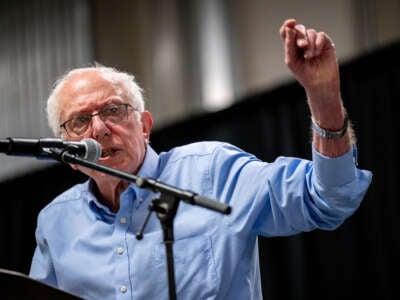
[48,148,231,300]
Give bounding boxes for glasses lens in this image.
[100,104,127,124]
[67,115,91,137]
[62,104,130,137]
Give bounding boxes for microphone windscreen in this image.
[82,138,101,162]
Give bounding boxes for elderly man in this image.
[29,19,372,299]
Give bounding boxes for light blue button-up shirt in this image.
[29,141,372,299]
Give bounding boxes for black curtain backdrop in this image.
[1,41,398,300]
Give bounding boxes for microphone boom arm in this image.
[51,148,231,215]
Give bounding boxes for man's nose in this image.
[91,115,110,139]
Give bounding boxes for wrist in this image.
[311,112,349,139]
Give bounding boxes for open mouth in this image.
[101,148,118,158]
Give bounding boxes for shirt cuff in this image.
[312,145,357,187]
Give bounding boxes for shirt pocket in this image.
[153,233,219,299]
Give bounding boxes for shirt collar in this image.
[127,144,160,202]
[137,144,159,179]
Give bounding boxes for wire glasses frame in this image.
[60,103,136,138]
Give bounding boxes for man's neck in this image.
[91,177,130,213]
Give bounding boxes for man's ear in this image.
[141,111,153,141]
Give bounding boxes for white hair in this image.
[47,64,145,137]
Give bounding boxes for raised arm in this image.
[280,19,353,157]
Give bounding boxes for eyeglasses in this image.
[60,103,136,137]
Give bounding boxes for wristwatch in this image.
[311,113,349,139]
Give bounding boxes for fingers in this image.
[281,19,335,59]
[315,31,334,55]
[279,18,296,39]
[302,29,317,59]
[294,24,307,46]
[283,26,298,65]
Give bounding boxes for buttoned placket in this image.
[113,188,135,299]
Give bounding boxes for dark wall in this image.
[1,41,398,300]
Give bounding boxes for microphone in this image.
[0,137,101,162]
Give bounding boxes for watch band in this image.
[311,113,349,139]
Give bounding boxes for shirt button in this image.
[117,247,124,255]
[120,285,127,293]
[120,217,127,224]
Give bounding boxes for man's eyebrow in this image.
[69,99,125,115]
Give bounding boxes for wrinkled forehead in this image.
[60,70,127,105]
